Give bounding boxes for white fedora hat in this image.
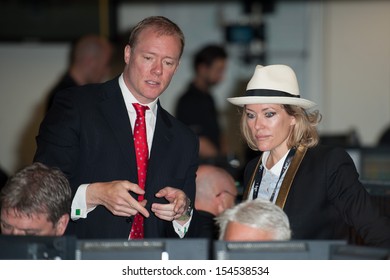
[228,64,316,109]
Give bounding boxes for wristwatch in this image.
[176,197,193,221]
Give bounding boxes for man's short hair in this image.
[0,162,71,225]
[193,44,227,71]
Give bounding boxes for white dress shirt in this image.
[248,149,290,203]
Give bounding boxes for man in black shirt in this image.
[175,44,228,159]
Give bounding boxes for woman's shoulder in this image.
[305,144,353,163]
[307,144,348,154]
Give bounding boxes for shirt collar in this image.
[262,149,290,175]
[118,73,158,116]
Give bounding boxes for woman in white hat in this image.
[228,64,390,247]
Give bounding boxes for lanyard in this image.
[252,148,296,202]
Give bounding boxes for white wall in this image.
[0,43,69,174]
[1,1,390,175]
[322,1,390,144]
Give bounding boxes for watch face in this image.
[176,198,192,221]
[186,198,193,214]
[185,207,192,216]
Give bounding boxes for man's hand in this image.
[151,187,190,222]
[87,180,150,218]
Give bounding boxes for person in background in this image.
[0,162,71,236]
[377,125,390,146]
[0,166,7,191]
[46,34,113,111]
[175,44,228,159]
[227,64,390,247]
[216,198,291,241]
[34,16,198,239]
[192,164,237,239]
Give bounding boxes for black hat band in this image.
[246,89,300,98]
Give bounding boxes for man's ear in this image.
[55,214,70,236]
[216,195,227,216]
[124,45,131,64]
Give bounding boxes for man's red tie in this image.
[129,103,149,239]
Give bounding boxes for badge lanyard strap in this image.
[252,148,297,202]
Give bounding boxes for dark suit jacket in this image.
[34,77,199,239]
[186,209,218,240]
[243,145,390,247]
[46,72,78,111]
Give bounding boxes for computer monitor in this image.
[0,235,76,260]
[76,238,210,260]
[346,147,390,196]
[360,147,390,181]
[214,240,347,260]
[330,244,390,260]
[347,147,390,181]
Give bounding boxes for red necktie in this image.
[129,103,149,239]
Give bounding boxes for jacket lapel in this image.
[147,104,172,179]
[243,145,308,209]
[98,80,137,177]
[243,157,262,200]
[275,145,307,209]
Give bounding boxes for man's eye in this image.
[1,222,11,230]
[164,60,174,66]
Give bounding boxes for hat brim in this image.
[227,96,317,109]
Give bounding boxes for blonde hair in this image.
[128,16,185,58]
[240,104,322,151]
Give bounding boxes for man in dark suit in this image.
[34,16,198,239]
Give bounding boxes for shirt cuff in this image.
[71,184,96,220]
[172,210,193,238]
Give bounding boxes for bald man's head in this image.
[195,165,237,216]
[69,34,113,85]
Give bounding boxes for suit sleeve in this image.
[326,148,390,247]
[165,124,199,238]
[34,89,81,194]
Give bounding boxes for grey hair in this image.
[216,198,291,240]
[0,162,71,226]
